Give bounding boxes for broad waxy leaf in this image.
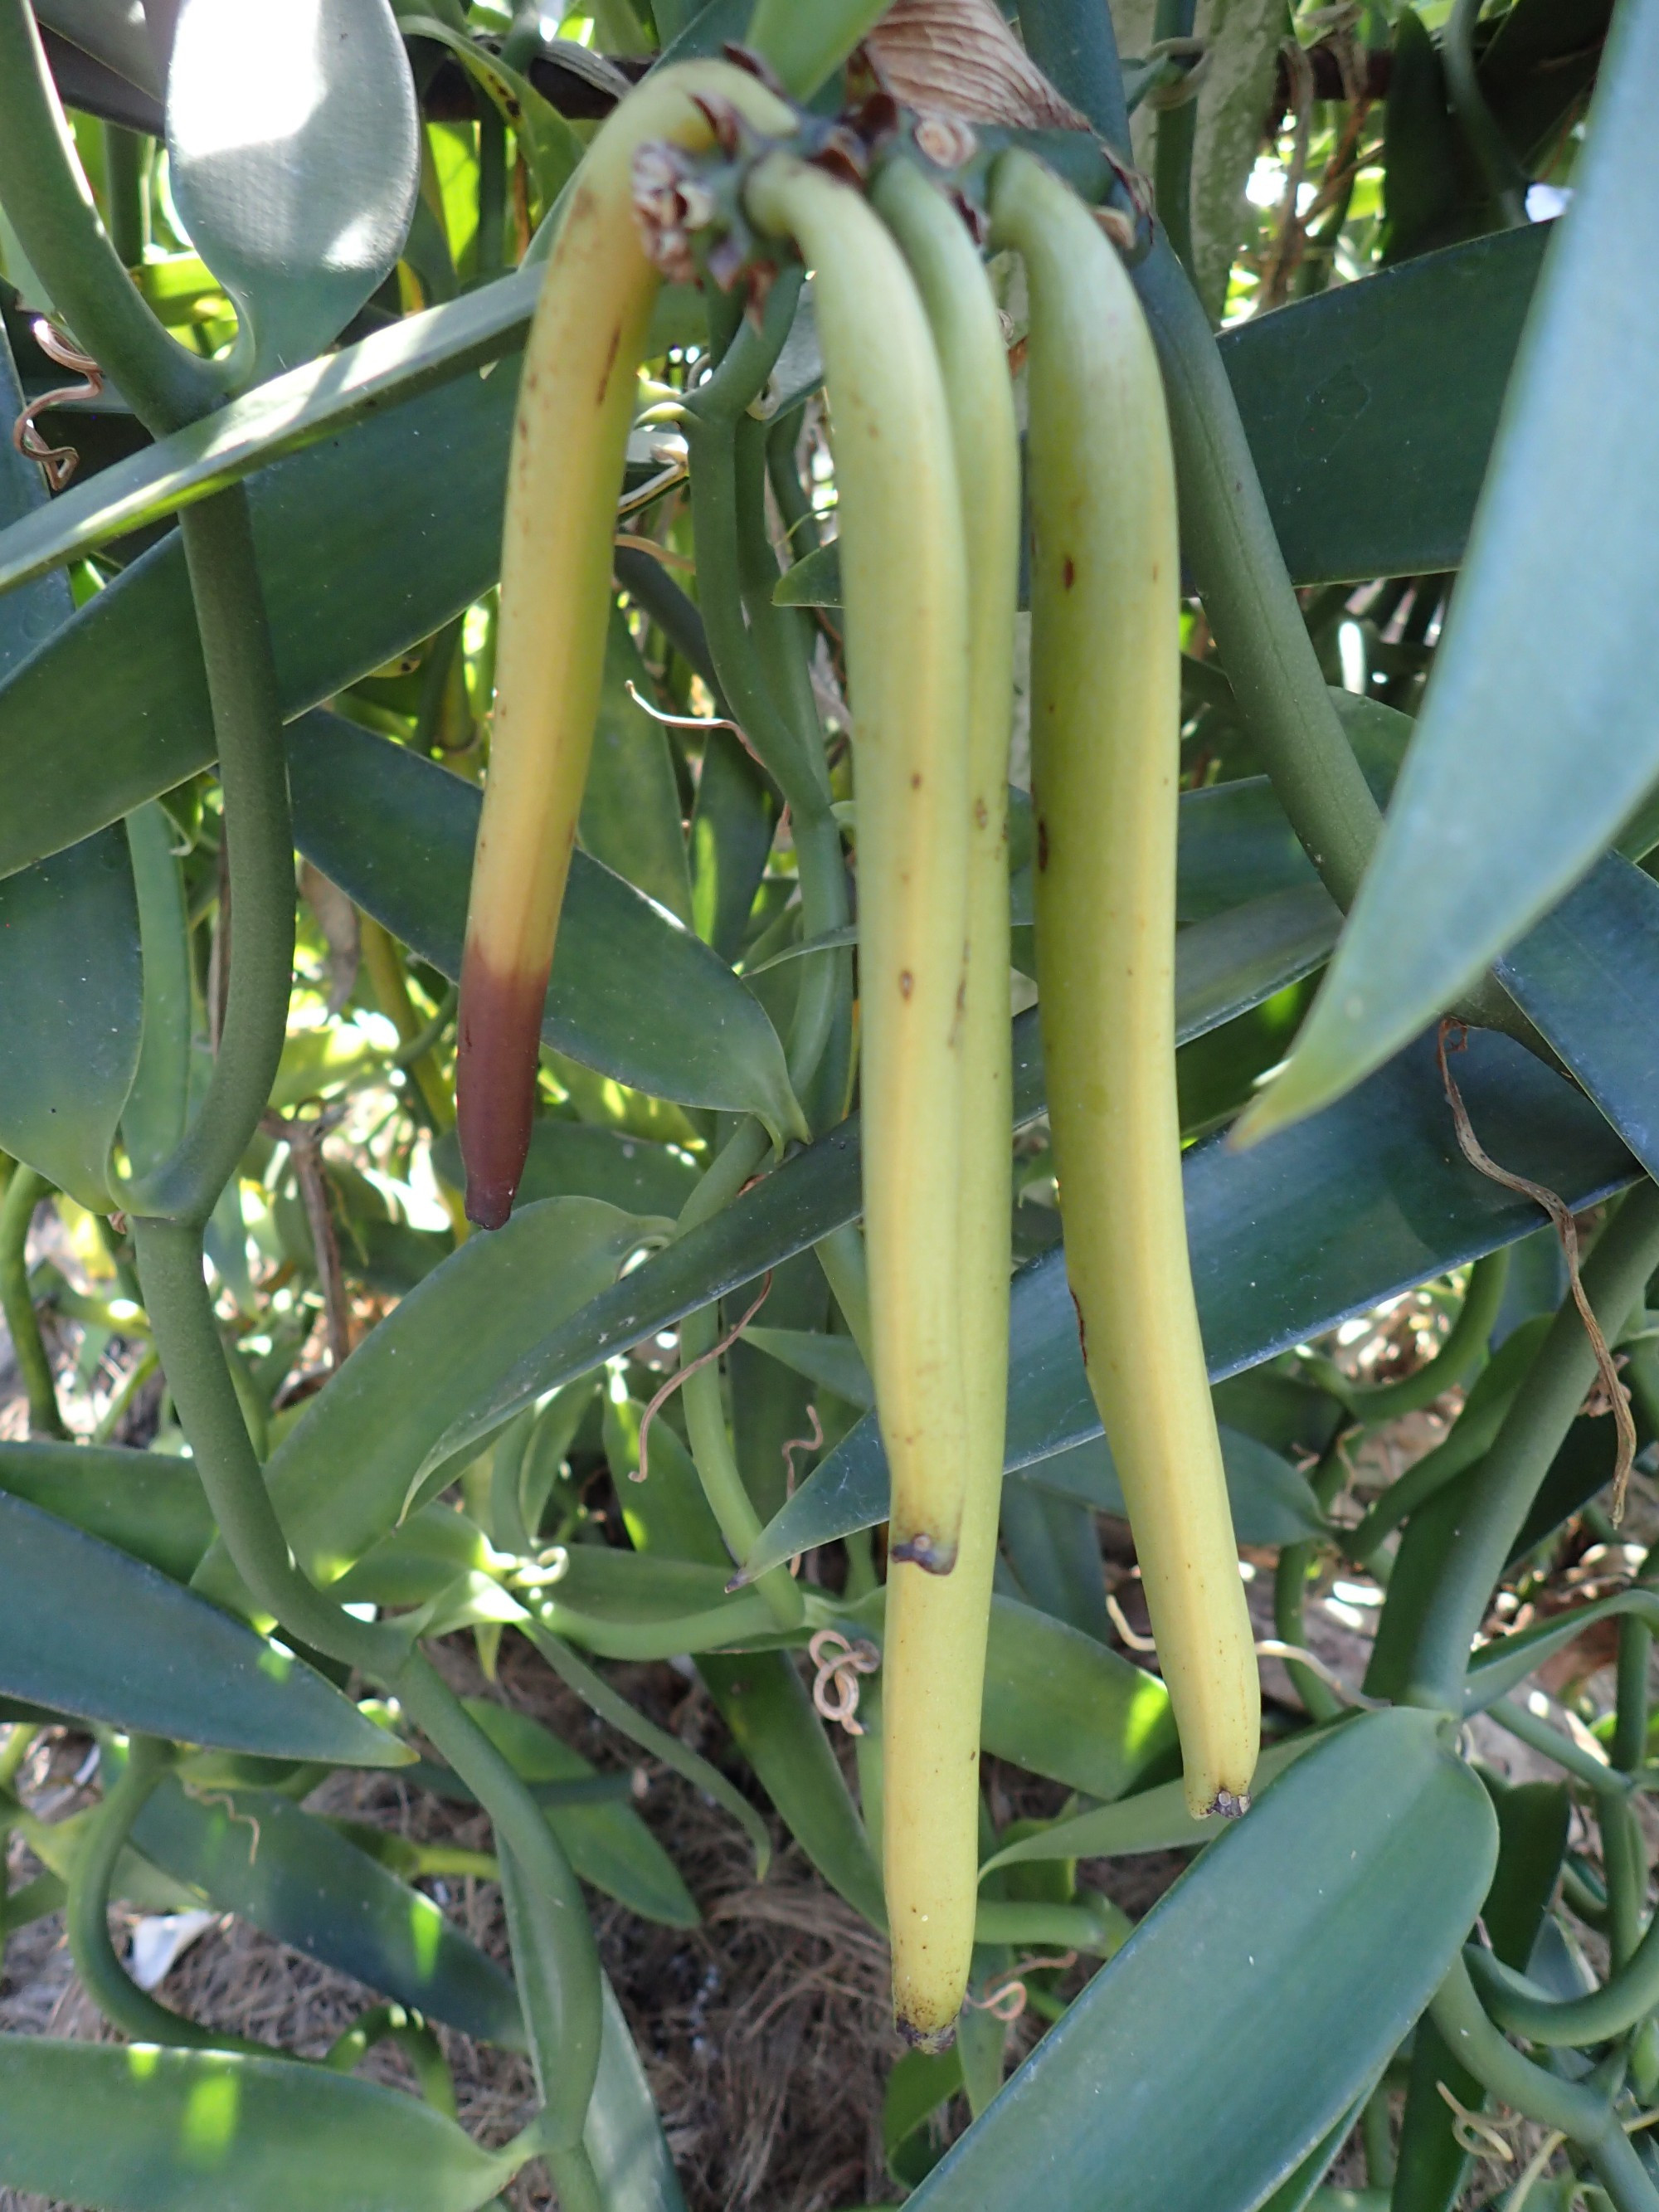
[460,1698,698,1927]
[288,711,800,1135]
[0,227,1541,875]
[0,322,73,674]
[0,1493,408,1764]
[1014,1422,1325,1547]
[1493,851,1659,1185]
[908,1711,1496,2212]
[0,1440,213,1581]
[586,1977,689,2212]
[0,822,141,1208]
[131,1777,525,2047]
[0,2036,514,2212]
[1248,1,1659,1138]
[167,0,420,382]
[739,1030,1634,1579]
[194,1197,654,1605]
[433,1119,698,1220]
[976,1597,1175,1801]
[1219,222,1550,585]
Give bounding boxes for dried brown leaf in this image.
[863,0,1089,131]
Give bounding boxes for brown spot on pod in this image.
[1036,818,1049,871]
[1062,556,1076,591]
[898,970,914,998]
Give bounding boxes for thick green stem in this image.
[766,403,820,558]
[394,1653,602,2147]
[1151,0,1199,280]
[684,286,849,1113]
[0,1,219,435]
[476,104,508,281]
[125,491,294,1225]
[1015,0,1131,149]
[1616,1596,1654,1774]
[1131,240,1383,908]
[0,1166,65,1438]
[100,122,145,266]
[1428,1956,1618,2142]
[1444,0,1530,228]
[325,2003,457,2115]
[130,1216,397,1672]
[1131,233,1530,1044]
[1274,1542,1341,1722]
[1403,1182,1659,1711]
[68,1738,261,2052]
[679,1300,804,1628]
[1345,1250,1510,1425]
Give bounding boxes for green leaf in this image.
[434,1118,698,1222]
[1493,853,1659,1183]
[907,1711,1496,2212]
[130,1777,524,2047]
[194,1198,654,1606]
[617,1412,883,1920]
[0,1493,409,1764]
[0,364,519,882]
[580,609,695,924]
[167,0,420,382]
[524,1625,772,1881]
[397,13,584,205]
[1014,1422,1326,1548]
[977,1596,1175,1800]
[0,269,538,600]
[586,1976,689,2212]
[0,824,141,1208]
[1247,8,1659,1138]
[0,1439,213,1580]
[121,799,193,1178]
[288,710,800,1137]
[0,320,74,673]
[460,1698,699,1927]
[980,1728,1337,1876]
[743,1323,874,1411]
[519,1548,781,1660]
[737,1030,1635,1580]
[0,2037,514,2211]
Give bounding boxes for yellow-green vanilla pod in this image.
[990,152,1259,1820]
[455,62,792,1230]
[870,155,1019,2049]
[745,152,975,1581]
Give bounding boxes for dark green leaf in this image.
[0,320,74,673]
[167,0,419,381]
[580,610,694,925]
[586,1976,688,2212]
[131,1778,523,2047]
[432,1119,698,1220]
[0,825,141,1208]
[0,1493,409,1763]
[1248,7,1659,1134]
[0,1440,212,1580]
[461,1699,698,1927]
[977,1597,1175,1800]
[907,1711,1496,2212]
[1495,853,1659,1183]
[192,1198,654,1605]
[0,2037,514,2211]
[288,710,800,1136]
[121,799,193,1179]
[1014,1421,1325,1547]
